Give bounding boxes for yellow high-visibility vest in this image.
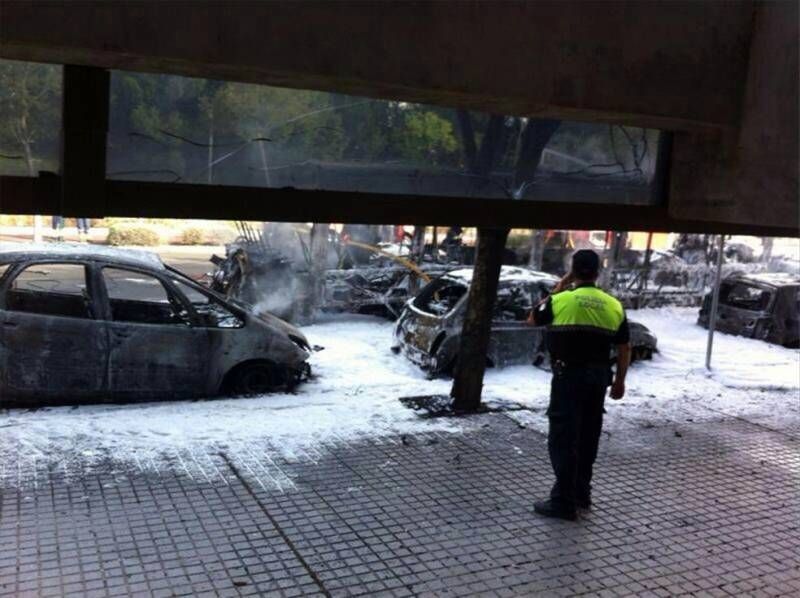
[550,286,625,335]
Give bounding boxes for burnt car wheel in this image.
[228,362,286,395]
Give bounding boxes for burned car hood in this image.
[251,307,311,349]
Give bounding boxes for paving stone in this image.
[1,416,798,596]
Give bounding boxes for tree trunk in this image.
[257,140,272,187]
[451,227,510,411]
[638,232,654,308]
[601,231,627,289]
[449,116,560,411]
[528,229,546,270]
[761,237,774,263]
[411,226,426,262]
[456,110,478,172]
[302,222,330,323]
[207,109,214,184]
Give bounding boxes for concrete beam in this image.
[2,175,797,237]
[669,1,799,229]
[1,1,796,232]
[1,0,755,132]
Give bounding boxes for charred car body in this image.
[393,266,658,376]
[211,235,459,322]
[698,273,800,348]
[0,244,311,406]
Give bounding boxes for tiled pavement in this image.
[1,414,799,597]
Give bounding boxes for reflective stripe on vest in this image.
[550,286,624,335]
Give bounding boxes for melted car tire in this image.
[631,347,653,362]
[229,362,285,396]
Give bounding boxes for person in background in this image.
[51,215,64,242]
[528,249,631,521]
[77,218,91,241]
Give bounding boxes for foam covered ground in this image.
[1,308,798,472]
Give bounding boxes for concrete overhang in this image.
[0,1,756,131]
[0,1,797,233]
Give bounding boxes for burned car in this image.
[393,266,658,376]
[698,273,800,347]
[0,244,311,405]
[211,235,458,322]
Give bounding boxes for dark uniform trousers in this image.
[547,362,610,507]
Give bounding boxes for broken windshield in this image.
[414,278,468,316]
[494,282,546,322]
[171,278,243,328]
[722,283,773,312]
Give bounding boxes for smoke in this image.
[253,277,299,321]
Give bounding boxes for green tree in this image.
[0,59,61,177]
[213,83,345,174]
[0,59,61,241]
[396,110,459,163]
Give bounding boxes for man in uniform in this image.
[528,249,630,521]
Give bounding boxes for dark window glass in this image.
[102,267,189,325]
[107,71,663,206]
[171,278,243,328]
[722,283,772,311]
[494,282,551,322]
[414,278,468,316]
[6,263,91,319]
[0,59,62,176]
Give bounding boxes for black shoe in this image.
[534,499,577,521]
[576,496,591,510]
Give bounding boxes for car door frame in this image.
[488,280,547,367]
[161,271,251,393]
[715,279,776,339]
[93,261,215,399]
[0,257,110,402]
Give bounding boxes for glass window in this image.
[6,263,91,319]
[722,283,772,311]
[494,282,537,322]
[414,278,468,316]
[171,278,243,328]
[107,70,664,205]
[102,267,189,325]
[0,59,62,176]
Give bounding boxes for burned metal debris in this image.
[210,228,461,323]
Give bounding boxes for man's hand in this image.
[609,379,625,400]
[552,271,575,294]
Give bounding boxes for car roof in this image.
[0,242,165,271]
[444,266,560,285]
[725,272,800,288]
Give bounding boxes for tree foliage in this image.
[0,60,61,175]
[1,59,656,192]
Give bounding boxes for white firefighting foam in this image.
[1,308,797,472]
